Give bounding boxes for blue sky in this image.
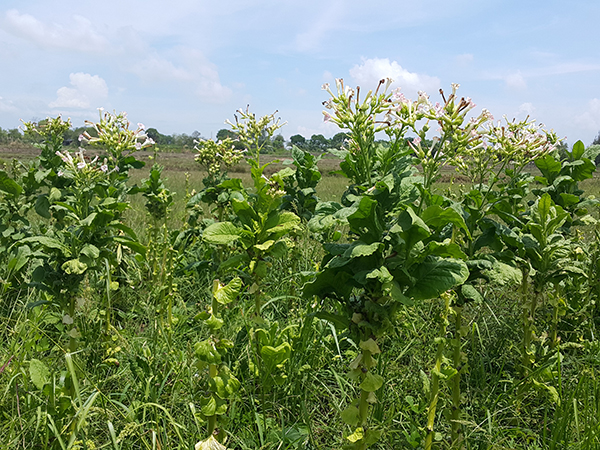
[1,0,599,146]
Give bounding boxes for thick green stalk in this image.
[68,295,77,353]
[451,306,463,447]
[520,268,533,377]
[207,363,218,437]
[425,295,450,450]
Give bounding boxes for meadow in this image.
[2,82,600,450]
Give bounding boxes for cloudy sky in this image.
[1,0,599,146]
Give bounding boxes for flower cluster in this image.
[22,115,72,141]
[225,106,286,159]
[55,149,116,180]
[194,138,245,177]
[79,108,154,157]
[322,77,396,136]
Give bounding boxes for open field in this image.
[2,140,600,450]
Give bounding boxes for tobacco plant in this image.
[20,111,150,352]
[276,145,322,221]
[194,277,243,449]
[307,79,470,449]
[202,108,301,436]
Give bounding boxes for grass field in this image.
[1,145,600,449]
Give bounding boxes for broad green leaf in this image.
[201,395,217,416]
[29,359,50,390]
[0,170,22,196]
[535,155,561,182]
[314,311,350,330]
[364,428,384,446]
[264,211,301,239]
[80,212,97,227]
[205,314,224,330]
[20,236,70,255]
[583,144,600,163]
[194,339,221,364]
[254,240,275,252]
[359,372,384,392]
[348,196,382,240]
[397,208,430,251]
[213,277,242,304]
[570,158,596,182]
[383,280,413,306]
[80,244,100,260]
[482,261,522,285]
[538,193,552,224]
[203,222,243,245]
[364,266,393,283]
[344,241,381,259]
[461,284,483,303]
[304,269,354,300]
[341,404,360,427]
[62,258,88,275]
[35,195,51,219]
[7,245,31,273]
[360,339,381,355]
[406,257,469,301]
[422,205,470,238]
[571,140,585,160]
[558,193,580,207]
[113,237,147,256]
[219,253,250,271]
[210,366,240,399]
[261,342,291,367]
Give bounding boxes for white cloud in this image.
[130,55,193,83]
[504,71,527,90]
[349,58,440,96]
[574,98,600,131]
[516,102,535,117]
[128,49,232,103]
[3,9,109,52]
[322,70,333,82]
[455,53,474,65]
[49,73,108,109]
[0,96,16,112]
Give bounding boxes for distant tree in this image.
[216,129,238,141]
[191,130,202,139]
[272,134,285,153]
[7,128,23,142]
[146,128,162,144]
[593,131,600,146]
[308,134,329,152]
[331,132,349,149]
[290,134,307,149]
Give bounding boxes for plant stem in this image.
[425,294,450,450]
[451,305,463,448]
[207,363,218,436]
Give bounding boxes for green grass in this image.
[2,151,600,449]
